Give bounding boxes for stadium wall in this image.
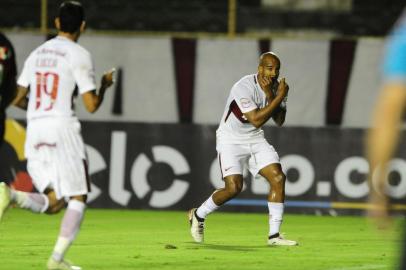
[2,120,406,215]
[5,32,385,128]
[3,32,399,215]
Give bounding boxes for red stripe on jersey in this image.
[34,142,56,150]
[224,100,249,123]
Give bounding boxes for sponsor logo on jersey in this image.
[240,98,251,108]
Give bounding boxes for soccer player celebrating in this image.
[0,1,114,269]
[189,52,297,246]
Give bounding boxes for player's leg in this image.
[44,189,67,214]
[189,144,246,243]
[249,141,297,246]
[0,130,65,219]
[0,182,69,221]
[47,153,89,270]
[193,174,243,224]
[0,182,12,220]
[0,150,66,219]
[189,175,243,243]
[195,144,246,219]
[196,174,243,219]
[0,183,52,220]
[48,194,86,270]
[259,163,286,236]
[46,119,89,269]
[259,164,297,246]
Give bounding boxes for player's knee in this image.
[226,182,243,197]
[45,203,64,215]
[70,195,87,203]
[271,172,286,187]
[45,199,66,215]
[266,170,286,188]
[45,208,58,215]
[46,195,59,209]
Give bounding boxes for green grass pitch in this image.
[0,209,402,270]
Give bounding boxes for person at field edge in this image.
[0,32,17,148]
[0,1,115,269]
[366,9,406,270]
[189,52,297,246]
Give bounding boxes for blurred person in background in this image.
[366,9,406,270]
[0,1,115,269]
[0,32,17,148]
[189,52,297,246]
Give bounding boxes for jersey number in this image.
[35,72,59,110]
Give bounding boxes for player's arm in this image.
[272,103,286,126]
[366,83,406,228]
[367,83,406,197]
[12,52,32,110]
[244,78,289,128]
[81,69,114,113]
[11,85,29,110]
[367,84,406,171]
[367,26,406,224]
[270,80,288,126]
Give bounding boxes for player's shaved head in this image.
[259,52,280,67]
[257,51,281,84]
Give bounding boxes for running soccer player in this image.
[189,52,297,246]
[0,1,114,269]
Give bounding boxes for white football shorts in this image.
[216,140,280,178]
[25,117,89,199]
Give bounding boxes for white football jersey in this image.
[217,74,286,144]
[18,36,96,121]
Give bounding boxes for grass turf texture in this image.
[0,209,402,270]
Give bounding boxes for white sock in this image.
[52,200,86,262]
[10,190,49,213]
[268,202,284,236]
[196,195,219,219]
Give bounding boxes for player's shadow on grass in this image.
[186,243,268,252]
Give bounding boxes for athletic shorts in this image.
[25,117,90,199]
[216,140,280,178]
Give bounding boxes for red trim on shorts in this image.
[83,159,91,193]
[218,154,224,179]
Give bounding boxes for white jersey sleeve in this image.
[232,80,257,113]
[216,75,267,144]
[71,49,96,94]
